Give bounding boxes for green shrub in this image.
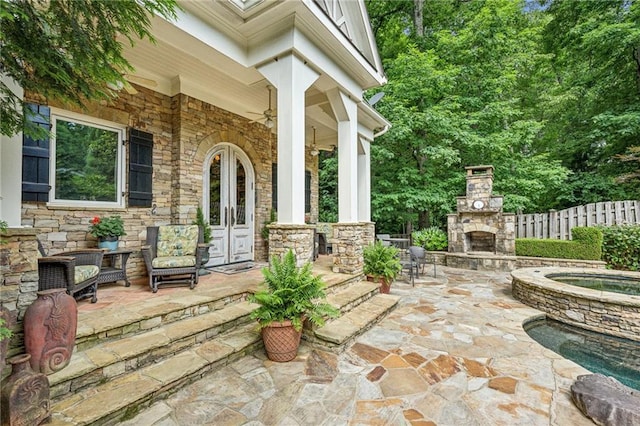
[412,227,448,251]
[515,226,602,260]
[598,225,640,271]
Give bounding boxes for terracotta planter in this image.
[261,320,302,362]
[0,354,51,426]
[24,289,77,375]
[366,275,392,294]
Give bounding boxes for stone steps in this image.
[49,300,258,403]
[307,293,400,352]
[74,290,248,352]
[47,272,397,424]
[50,322,262,426]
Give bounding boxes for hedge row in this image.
[599,225,640,271]
[515,226,603,260]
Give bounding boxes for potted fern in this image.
[248,249,339,362]
[363,241,402,294]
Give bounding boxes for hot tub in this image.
[512,267,640,342]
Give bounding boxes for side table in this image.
[97,249,133,286]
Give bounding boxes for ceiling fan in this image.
[248,85,276,128]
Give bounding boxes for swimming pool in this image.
[525,316,640,391]
[549,273,640,296]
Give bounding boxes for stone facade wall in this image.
[332,222,374,274]
[19,87,319,280]
[512,277,640,342]
[267,225,316,266]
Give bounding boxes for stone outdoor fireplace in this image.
[447,165,515,256]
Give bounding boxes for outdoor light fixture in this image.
[310,127,319,156]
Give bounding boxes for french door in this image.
[206,145,254,266]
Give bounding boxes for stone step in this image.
[308,293,400,352]
[323,272,365,296]
[49,300,258,402]
[325,280,380,314]
[75,290,249,352]
[49,322,262,426]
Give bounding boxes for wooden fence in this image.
[515,200,640,240]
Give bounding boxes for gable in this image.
[313,0,383,74]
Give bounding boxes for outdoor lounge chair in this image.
[142,225,207,293]
[38,249,104,303]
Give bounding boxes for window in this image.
[50,111,125,207]
[271,163,311,213]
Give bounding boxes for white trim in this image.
[47,109,126,209]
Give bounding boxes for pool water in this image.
[525,317,640,391]
[549,275,640,296]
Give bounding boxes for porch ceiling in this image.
[118,0,387,151]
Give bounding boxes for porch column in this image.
[328,89,358,223]
[357,136,371,222]
[0,75,24,227]
[258,54,319,224]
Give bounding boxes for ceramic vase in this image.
[261,320,302,362]
[0,353,51,426]
[24,289,77,375]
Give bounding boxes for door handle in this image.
[224,207,228,227]
[231,207,235,226]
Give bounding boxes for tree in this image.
[0,0,179,138]
[366,0,569,232]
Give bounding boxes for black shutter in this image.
[128,129,153,207]
[305,170,311,213]
[22,104,51,202]
[271,163,277,211]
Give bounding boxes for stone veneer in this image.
[331,222,375,274]
[512,267,640,342]
[267,224,316,266]
[19,86,319,280]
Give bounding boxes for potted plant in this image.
[363,240,402,294]
[192,206,212,273]
[88,215,126,251]
[248,249,339,362]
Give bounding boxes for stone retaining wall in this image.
[428,252,607,272]
[512,268,640,342]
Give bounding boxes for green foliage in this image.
[412,227,448,251]
[192,206,212,243]
[88,215,126,239]
[363,241,402,282]
[599,225,640,271]
[0,219,7,245]
[248,250,339,331]
[0,0,180,138]
[318,152,338,223]
[0,318,11,342]
[261,209,276,241]
[516,226,603,260]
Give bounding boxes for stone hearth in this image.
[447,165,515,256]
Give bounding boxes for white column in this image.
[0,76,24,227]
[328,89,358,223]
[357,136,371,222]
[258,54,319,224]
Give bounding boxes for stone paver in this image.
[121,267,594,425]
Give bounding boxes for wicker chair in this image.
[142,225,207,293]
[38,249,104,303]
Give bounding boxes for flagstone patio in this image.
[114,264,593,425]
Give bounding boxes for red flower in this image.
[91,216,100,225]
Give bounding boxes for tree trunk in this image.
[418,210,430,229]
[414,0,424,37]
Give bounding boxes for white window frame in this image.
[48,109,126,208]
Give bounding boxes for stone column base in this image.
[267,224,315,266]
[331,222,374,274]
